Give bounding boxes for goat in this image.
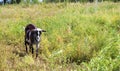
[25,24,46,58]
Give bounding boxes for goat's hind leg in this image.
[25,36,29,53]
[25,42,28,53]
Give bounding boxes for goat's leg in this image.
[29,44,34,54]
[32,46,34,54]
[25,44,28,53]
[26,45,28,53]
[36,43,39,58]
[25,41,28,53]
[25,36,29,53]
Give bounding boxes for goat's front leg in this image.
[36,43,39,58]
[29,44,34,54]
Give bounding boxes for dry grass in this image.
[0,2,120,71]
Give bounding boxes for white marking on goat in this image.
[32,28,42,32]
[37,31,40,42]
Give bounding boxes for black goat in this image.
[25,24,46,58]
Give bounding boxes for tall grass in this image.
[0,2,120,70]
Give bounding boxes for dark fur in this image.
[25,24,46,58]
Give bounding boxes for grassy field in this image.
[0,2,120,71]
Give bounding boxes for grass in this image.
[0,2,120,71]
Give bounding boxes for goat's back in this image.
[25,24,36,33]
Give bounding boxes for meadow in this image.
[0,2,120,71]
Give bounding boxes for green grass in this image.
[0,2,120,71]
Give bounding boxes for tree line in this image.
[24,0,120,3]
[2,0,120,4]
[44,0,119,2]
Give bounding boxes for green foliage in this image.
[82,37,120,71]
[0,2,120,70]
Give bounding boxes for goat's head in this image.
[31,28,46,42]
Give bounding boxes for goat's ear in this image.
[42,30,46,32]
